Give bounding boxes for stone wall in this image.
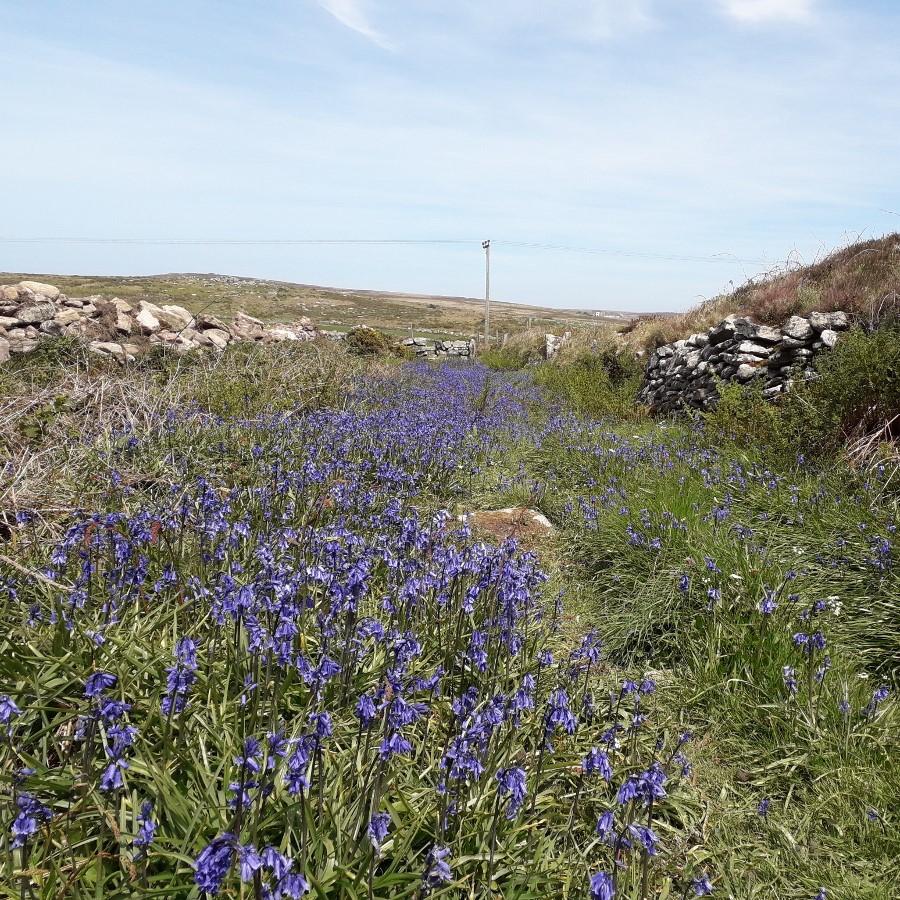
[399,337,475,358]
[639,310,850,413]
[0,280,317,364]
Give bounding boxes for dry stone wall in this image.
[639,310,850,413]
[0,280,318,364]
[399,337,475,358]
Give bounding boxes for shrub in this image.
[344,325,393,356]
[534,349,644,420]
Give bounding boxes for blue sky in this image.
[1,1,898,311]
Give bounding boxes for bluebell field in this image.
[0,360,896,899]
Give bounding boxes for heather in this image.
[0,343,897,898]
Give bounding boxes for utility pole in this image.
[482,239,491,345]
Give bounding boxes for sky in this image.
[1,1,899,312]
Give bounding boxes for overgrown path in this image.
[469,370,900,899]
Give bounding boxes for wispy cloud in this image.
[719,0,817,25]
[315,0,394,49]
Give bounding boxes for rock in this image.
[135,308,162,335]
[753,325,783,343]
[111,297,134,314]
[820,328,839,349]
[235,312,265,329]
[707,319,735,346]
[1,286,19,302]
[18,281,60,301]
[115,311,133,334]
[63,298,85,307]
[158,304,194,331]
[88,341,136,363]
[195,313,229,332]
[268,327,300,342]
[8,338,40,354]
[783,316,813,341]
[53,308,85,326]
[809,310,849,331]
[205,328,230,350]
[736,341,770,356]
[0,336,8,364]
[735,363,759,381]
[182,328,213,347]
[138,299,164,315]
[780,336,812,349]
[16,303,57,325]
[545,333,568,358]
[39,320,67,337]
[0,315,21,330]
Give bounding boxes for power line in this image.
[493,240,767,266]
[0,236,764,265]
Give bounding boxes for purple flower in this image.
[628,823,659,856]
[238,844,264,882]
[10,793,51,848]
[355,694,377,726]
[194,833,237,893]
[278,873,310,898]
[379,731,413,759]
[367,811,391,852]
[496,766,528,819]
[584,747,613,782]
[134,801,156,856]
[596,810,615,843]
[422,845,452,888]
[758,797,770,817]
[84,672,117,698]
[589,871,615,900]
[0,695,21,724]
[782,666,797,695]
[692,874,714,896]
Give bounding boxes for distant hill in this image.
[0,272,637,339]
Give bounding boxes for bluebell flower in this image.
[10,793,51,848]
[496,766,528,818]
[278,873,310,898]
[758,798,770,817]
[134,801,156,856]
[367,811,391,852]
[0,694,21,724]
[589,870,615,900]
[628,823,659,856]
[584,747,613,782]
[422,845,452,889]
[194,835,235,893]
[238,844,264,882]
[84,672,117,698]
[596,810,615,843]
[692,874,714,896]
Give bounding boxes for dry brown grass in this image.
[0,339,363,525]
[619,233,900,350]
